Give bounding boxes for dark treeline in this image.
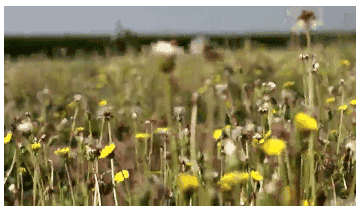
[4,30,356,60]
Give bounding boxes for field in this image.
[3,36,356,206]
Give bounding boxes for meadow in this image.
[3,33,356,206]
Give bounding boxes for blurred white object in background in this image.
[190,36,206,55]
[151,40,184,55]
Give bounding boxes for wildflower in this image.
[213,129,223,140]
[99,144,115,159]
[114,170,129,183]
[68,101,76,108]
[73,94,82,102]
[215,74,221,83]
[283,81,295,88]
[224,140,237,155]
[177,173,199,193]
[135,133,151,140]
[225,101,231,109]
[223,125,231,134]
[97,73,108,89]
[264,130,272,139]
[340,60,350,67]
[346,140,356,153]
[4,132,12,144]
[99,100,107,106]
[302,199,314,206]
[283,186,291,204]
[338,104,348,111]
[75,127,84,133]
[198,84,208,94]
[350,99,356,106]
[154,128,170,135]
[218,171,249,192]
[250,170,263,181]
[54,147,70,157]
[330,130,338,135]
[262,138,285,156]
[17,122,33,134]
[298,53,309,61]
[294,112,318,131]
[31,142,41,150]
[298,10,315,23]
[19,167,26,174]
[272,109,278,114]
[326,97,335,104]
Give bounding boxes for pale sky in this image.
[4,6,356,35]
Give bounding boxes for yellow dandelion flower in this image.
[99,144,115,159]
[54,147,70,157]
[186,162,193,167]
[326,97,335,104]
[198,85,208,94]
[340,60,350,67]
[215,74,221,83]
[219,171,249,187]
[264,131,272,139]
[283,81,295,88]
[223,125,231,131]
[75,127,84,133]
[338,104,348,111]
[294,112,318,131]
[225,101,231,109]
[302,199,314,206]
[31,143,41,150]
[272,109,278,114]
[220,182,232,192]
[154,128,170,134]
[177,173,199,193]
[250,171,263,181]
[349,99,356,106]
[330,130,338,135]
[213,129,223,140]
[68,101,76,108]
[114,170,129,183]
[135,133,151,140]
[19,167,26,174]
[99,100,107,106]
[4,132,12,144]
[217,142,221,147]
[283,186,291,204]
[262,138,285,156]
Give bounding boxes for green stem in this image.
[123,179,132,206]
[164,74,173,127]
[190,94,198,176]
[99,118,105,145]
[65,162,76,206]
[308,133,316,204]
[337,89,344,155]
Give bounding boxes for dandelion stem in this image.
[20,173,23,206]
[110,159,119,206]
[94,173,101,206]
[123,179,132,206]
[99,118,105,145]
[337,88,344,155]
[347,157,356,202]
[69,104,79,146]
[308,133,316,204]
[190,94,198,176]
[4,148,16,185]
[64,162,76,206]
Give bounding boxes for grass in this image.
[3,37,356,206]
